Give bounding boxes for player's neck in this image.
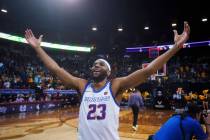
[92,79,107,90]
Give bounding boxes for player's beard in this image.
[91,71,108,83]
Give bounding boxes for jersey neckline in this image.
[91,81,109,93]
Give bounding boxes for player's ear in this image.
[107,71,111,77]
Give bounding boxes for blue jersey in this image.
[154,115,208,140]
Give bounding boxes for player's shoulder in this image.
[109,78,123,96]
[110,77,124,85]
[110,78,120,87]
[78,79,89,93]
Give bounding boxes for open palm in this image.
[25,29,43,49]
[173,22,190,47]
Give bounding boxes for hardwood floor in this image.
[0,107,173,140]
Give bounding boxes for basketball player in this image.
[24,22,190,140]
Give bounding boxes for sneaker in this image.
[132,125,138,131]
[136,125,138,129]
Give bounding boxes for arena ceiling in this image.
[0,0,209,53]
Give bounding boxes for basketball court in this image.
[0,107,173,140]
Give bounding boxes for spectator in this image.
[15,94,25,103]
[128,89,144,131]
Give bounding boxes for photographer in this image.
[148,103,209,140]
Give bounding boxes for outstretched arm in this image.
[24,29,87,92]
[113,22,190,92]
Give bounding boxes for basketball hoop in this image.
[142,63,167,78]
[148,47,159,58]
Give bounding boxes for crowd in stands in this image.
[0,44,210,105]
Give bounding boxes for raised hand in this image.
[173,21,190,47]
[25,29,43,49]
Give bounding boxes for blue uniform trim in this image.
[109,82,120,107]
